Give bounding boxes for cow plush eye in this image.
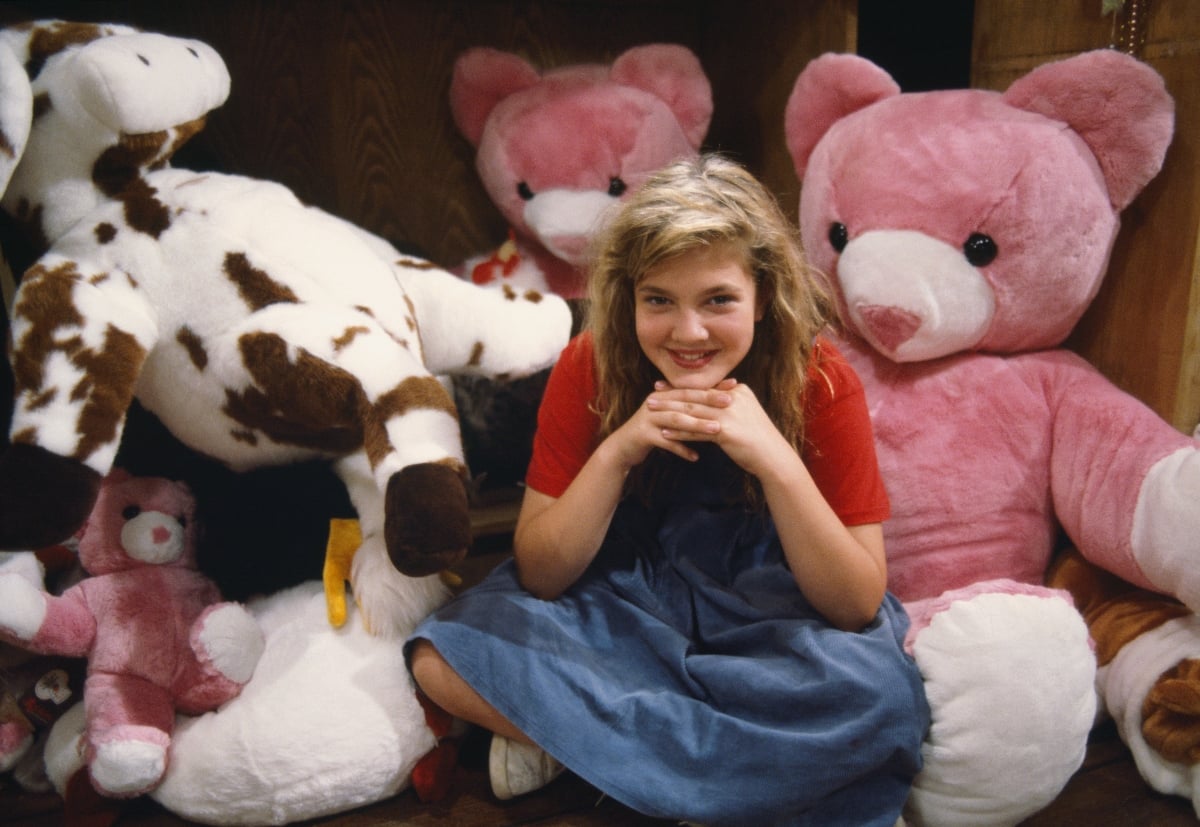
[517,182,534,200]
[828,222,849,253]
[964,233,998,266]
[608,177,627,197]
[122,505,141,520]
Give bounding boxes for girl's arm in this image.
[660,380,887,630]
[513,387,719,600]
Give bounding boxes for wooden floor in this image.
[4,496,1199,825]
[3,718,1199,826]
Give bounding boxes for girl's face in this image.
[634,244,763,390]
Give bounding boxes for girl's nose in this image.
[674,309,707,341]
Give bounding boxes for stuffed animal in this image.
[0,470,264,798]
[1046,546,1200,813]
[449,43,712,298]
[0,548,84,793]
[785,50,1200,825]
[0,20,574,637]
[449,44,711,484]
[40,579,453,824]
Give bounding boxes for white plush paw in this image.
[349,533,451,638]
[195,603,265,684]
[91,737,168,796]
[0,573,47,641]
[1099,613,1200,816]
[43,703,86,795]
[905,591,1096,827]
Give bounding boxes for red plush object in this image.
[0,470,263,797]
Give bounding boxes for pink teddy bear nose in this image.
[858,304,921,352]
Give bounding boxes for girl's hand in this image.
[657,378,791,477]
[608,381,734,467]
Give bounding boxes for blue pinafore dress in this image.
[407,446,929,826]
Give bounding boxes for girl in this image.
[407,154,928,826]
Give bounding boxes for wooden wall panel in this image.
[972,0,1200,434]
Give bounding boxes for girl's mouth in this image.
[668,349,717,369]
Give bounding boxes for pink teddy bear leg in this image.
[84,671,175,797]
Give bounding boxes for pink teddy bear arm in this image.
[1043,352,1198,599]
[0,575,95,658]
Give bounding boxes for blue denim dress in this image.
[407,447,929,826]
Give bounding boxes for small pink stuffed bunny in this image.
[0,470,263,797]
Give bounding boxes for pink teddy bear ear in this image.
[609,43,713,150]
[1002,49,1174,211]
[449,47,541,146]
[784,52,900,179]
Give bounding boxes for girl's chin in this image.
[661,370,728,390]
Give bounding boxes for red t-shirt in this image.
[525,332,890,526]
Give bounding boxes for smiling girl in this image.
[407,154,928,826]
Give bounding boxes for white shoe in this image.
[489,734,564,799]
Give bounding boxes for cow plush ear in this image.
[0,27,33,198]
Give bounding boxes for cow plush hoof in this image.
[384,463,471,577]
[0,445,101,549]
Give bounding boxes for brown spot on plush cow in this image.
[0,20,572,637]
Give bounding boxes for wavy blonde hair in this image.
[586,154,835,502]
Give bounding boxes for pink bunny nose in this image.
[858,305,921,352]
[152,525,171,544]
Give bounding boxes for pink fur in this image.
[787,50,1193,819]
[450,44,712,298]
[0,472,262,797]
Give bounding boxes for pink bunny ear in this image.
[449,47,541,146]
[610,44,712,149]
[1003,49,1174,210]
[784,52,900,179]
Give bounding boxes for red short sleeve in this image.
[802,340,890,526]
[525,333,889,527]
[524,333,600,498]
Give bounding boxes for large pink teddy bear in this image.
[0,470,263,798]
[786,51,1200,824]
[449,43,712,299]
[448,44,712,485]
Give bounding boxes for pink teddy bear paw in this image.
[192,603,264,687]
[90,726,169,797]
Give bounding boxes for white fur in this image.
[43,701,86,795]
[839,229,995,362]
[1098,614,1200,816]
[0,572,48,641]
[90,738,167,796]
[905,593,1096,827]
[149,581,438,825]
[1132,445,1200,612]
[194,603,265,684]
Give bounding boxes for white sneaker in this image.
[489,734,564,799]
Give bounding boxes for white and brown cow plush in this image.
[0,20,574,637]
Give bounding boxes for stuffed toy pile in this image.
[0,548,83,794]
[0,470,263,798]
[449,44,711,484]
[785,50,1200,824]
[0,20,574,640]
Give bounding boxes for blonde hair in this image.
[586,154,835,502]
